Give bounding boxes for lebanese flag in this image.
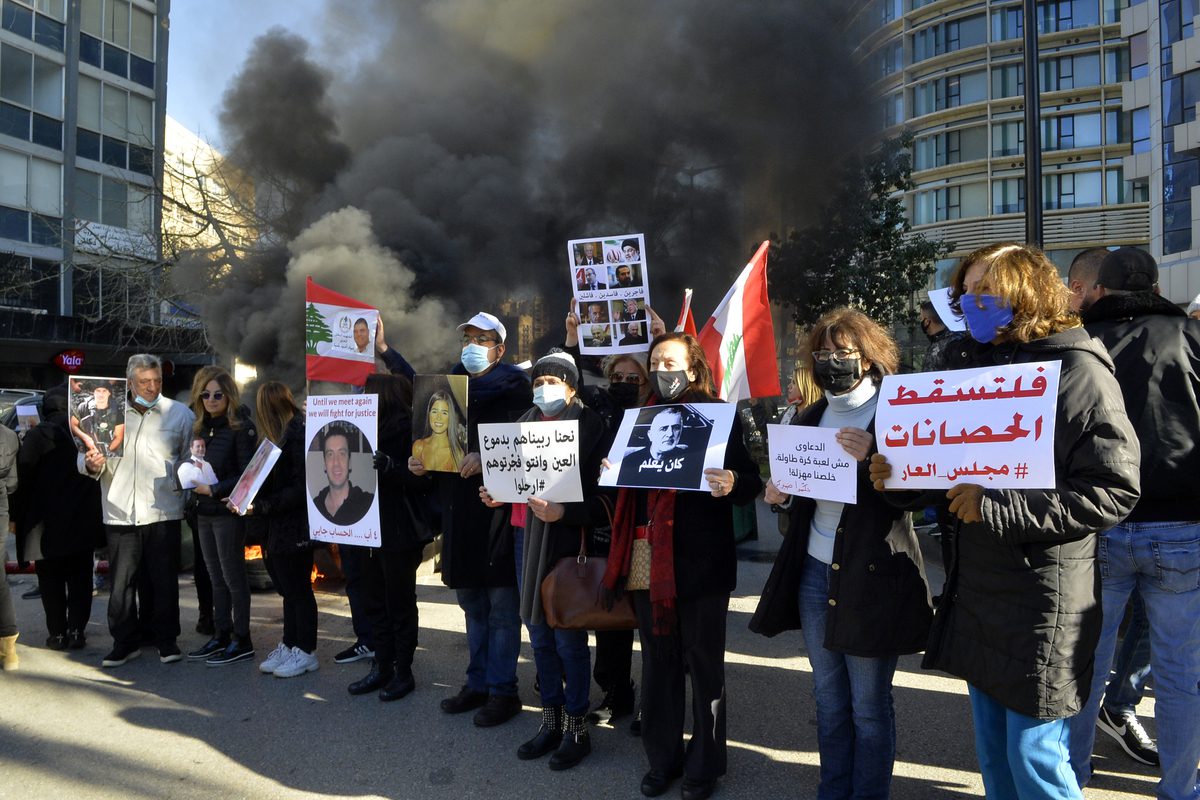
[674,288,698,336]
[305,277,377,387]
[697,241,781,402]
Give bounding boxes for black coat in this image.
[750,399,933,657]
[628,391,763,600]
[438,362,532,589]
[376,409,436,552]
[192,406,257,516]
[252,417,310,555]
[1081,291,1200,522]
[916,328,1140,719]
[13,413,105,560]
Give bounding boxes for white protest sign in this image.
[305,394,382,547]
[226,440,281,514]
[767,425,857,504]
[599,403,737,491]
[927,287,966,332]
[569,232,653,356]
[479,420,583,503]
[877,362,1061,489]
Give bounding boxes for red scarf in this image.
[603,485,678,636]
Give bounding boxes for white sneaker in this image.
[273,647,319,678]
[259,642,290,674]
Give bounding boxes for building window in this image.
[1131,107,1150,152]
[992,6,1023,41]
[1105,46,1130,84]
[991,63,1024,99]
[993,177,1025,213]
[993,120,1024,156]
[1,0,64,52]
[1106,109,1130,144]
[0,42,64,150]
[1043,170,1103,209]
[0,253,59,312]
[1042,53,1102,91]
[1039,0,1101,32]
[74,167,151,234]
[911,14,986,64]
[1130,32,1148,79]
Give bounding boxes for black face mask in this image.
[921,320,936,341]
[813,358,863,395]
[652,369,690,402]
[607,382,640,408]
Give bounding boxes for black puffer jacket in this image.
[1081,291,1200,522]
[376,406,435,552]
[921,328,1140,719]
[193,406,257,516]
[252,416,309,555]
[750,399,933,657]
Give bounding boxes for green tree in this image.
[305,303,332,354]
[769,132,953,328]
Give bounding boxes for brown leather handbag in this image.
[540,498,636,630]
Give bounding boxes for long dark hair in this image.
[364,373,414,420]
[255,382,300,445]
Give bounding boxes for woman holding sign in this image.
[750,308,932,800]
[231,382,321,679]
[186,366,258,667]
[479,350,611,770]
[869,243,1140,800]
[600,333,762,800]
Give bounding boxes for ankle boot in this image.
[348,659,394,695]
[517,705,562,760]
[548,712,591,770]
[1,633,19,671]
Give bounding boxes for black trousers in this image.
[36,553,94,635]
[362,543,425,672]
[264,548,317,652]
[634,591,729,782]
[189,513,213,622]
[106,521,181,650]
[594,628,635,690]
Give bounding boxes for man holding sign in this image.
[870,243,1139,800]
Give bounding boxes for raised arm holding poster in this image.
[766,425,857,504]
[478,420,582,503]
[305,394,382,547]
[876,361,1061,489]
[569,232,652,356]
[305,277,379,387]
[599,403,736,491]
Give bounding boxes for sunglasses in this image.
[200,391,225,401]
[609,373,644,385]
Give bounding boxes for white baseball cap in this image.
[457,311,507,343]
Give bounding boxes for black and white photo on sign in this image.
[412,374,469,473]
[304,394,382,547]
[599,402,737,491]
[68,376,127,457]
[567,232,651,356]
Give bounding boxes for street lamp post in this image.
[1022,0,1044,246]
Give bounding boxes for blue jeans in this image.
[514,528,591,715]
[1068,521,1200,800]
[798,554,899,800]
[456,584,520,697]
[1104,588,1151,715]
[970,686,1082,800]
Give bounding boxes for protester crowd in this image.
[1,242,1197,800]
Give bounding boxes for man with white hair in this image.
[83,354,194,667]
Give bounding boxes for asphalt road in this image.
[0,504,1163,800]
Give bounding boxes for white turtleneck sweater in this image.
[807,378,878,564]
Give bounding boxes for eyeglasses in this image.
[812,348,859,363]
[200,391,224,401]
[461,335,498,346]
[609,372,644,385]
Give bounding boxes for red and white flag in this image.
[697,241,781,402]
[304,277,378,387]
[674,288,698,336]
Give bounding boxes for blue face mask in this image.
[960,293,1014,343]
[133,393,160,409]
[532,384,568,416]
[461,343,494,374]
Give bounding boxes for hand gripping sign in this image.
[876,361,1061,489]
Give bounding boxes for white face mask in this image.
[532,384,568,416]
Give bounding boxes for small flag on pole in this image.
[674,288,698,336]
[305,277,378,387]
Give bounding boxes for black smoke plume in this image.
[197,1,871,382]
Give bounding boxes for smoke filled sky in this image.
[168,1,871,381]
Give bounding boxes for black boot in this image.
[348,659,394,695]
[548,712,591,770]
[379,664,415,702]
[517,705,563,760]
[188,634,230,661]
[586,680,635,724]
[205,635,255,666]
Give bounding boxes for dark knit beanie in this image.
[531,349,579,389]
